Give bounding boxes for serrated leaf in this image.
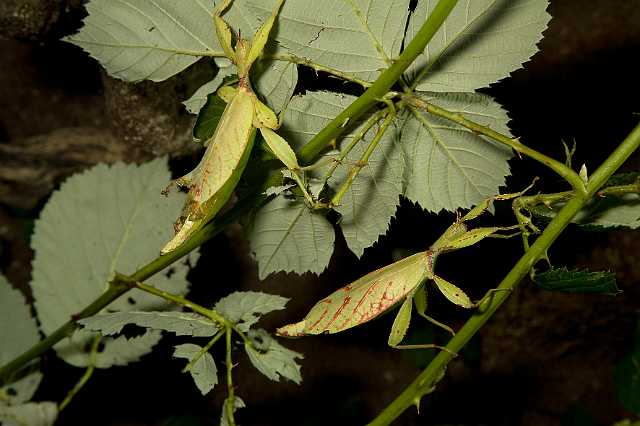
[245,0,409,82]
[278,91,404,258]
[615,352,640,415]
[79,311,218,337]
[530,173,640,230]
[535,268,619,295]
[184,65,236,116]
[406,0,551,91]
[220,396,245,426]
[0,275,42,404]
[173,344,218,395]
[244,329,303,384]
[65,0,222,82]
[247,195,335,279]
[31,158,197,368]
[214,291,289,332]
[0,401,57,426]
[401,92,512,212]
[573,194,640,229]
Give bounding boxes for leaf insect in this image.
[161,0,303,254]
[277,192,524,348]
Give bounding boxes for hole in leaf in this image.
[97,342,106,353]
[127,297,136,305]
[121,324,147,340]
[6,387,17,396]
[165,268,176,279]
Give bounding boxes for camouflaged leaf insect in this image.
[277,193,524,341]
[161,0,297,254]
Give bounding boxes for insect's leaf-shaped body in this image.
[278,252,431,336]
[161,86,256,254]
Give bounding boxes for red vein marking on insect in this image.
[323,296,352,331]
[307,299,332,332]
[352,280,381,321]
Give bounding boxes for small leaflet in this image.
[173,344,218,395]
[244,329,303,384]
[214,291,289,332]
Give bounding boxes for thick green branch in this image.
[368,121,640,425]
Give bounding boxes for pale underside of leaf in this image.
[248,195,335,279]
[245,0,409,82]
[401,92,512,212]
[79,311,218,337]
[0,276,43,404]
[174,343,218,395]
[66,0,223,82]
[330,116,404,258]
[244,329,303,384]
[214,291,289,332]
[183,64,236,115]
[406,0,551,91]
[220,396,245,426]
[0,401,58,426]
[301,251,429,334]
[30,158,196,368]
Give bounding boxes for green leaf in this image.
[0,401,57,426]
[573,195,640,229]
[214,291,289,332]
[192,93,229,143]
[244,329,303,384]
[79,311,218,337]
[65,0,222,82]
[535,268,620,295]
[251,58,298,114]
[220,396,245,426]
[173,344,218,395]
[183,65,236,116]
[0,275,42,404]
[406,0,551,91]
[401,92,512,212]
[31,158,198,368]
[278,91,404,258]
[247,195,335,279]
[245,0,410,82]
[615,352,640,415]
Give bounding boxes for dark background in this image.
[1,0,639,425]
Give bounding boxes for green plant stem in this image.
[331,106,396,206]
[405,96,587,195]
[129,278,228,326]
[183,331,225,373]
[58,334,100,412]
[368,120,640,425]
[298,0,459,164]
[0,0,459,384]
[225,328,236,426]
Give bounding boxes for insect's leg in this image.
[391,344,458,357]
[472,288,513,309]
[213,0,235,62]
[415,312,455,336]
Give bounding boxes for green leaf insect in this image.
[276,193,523,346]
[161,0,299,254]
